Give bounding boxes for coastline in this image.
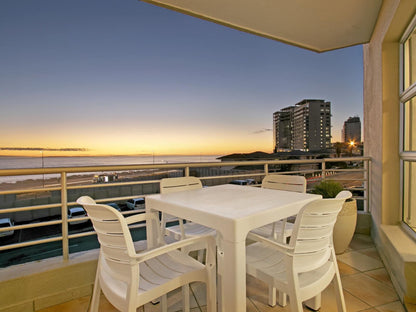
[0,169,179,192]
[0,154,223,190]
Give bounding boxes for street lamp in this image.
[348,140,356,156]
[40,150,45,188]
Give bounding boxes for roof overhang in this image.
[141,0,383,52]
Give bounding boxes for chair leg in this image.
[305,294,321,311]
[332,249,346,312]
[289,293,303,312]
[268,286,276,306]
[278,291,287,307]
[89,271,101,312]
[287,268,303,312]
[333,273,347,311]
[206,259,217,312]
[182,285,190,312]
[161,294,168,312]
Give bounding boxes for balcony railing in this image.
[0,156,370,267]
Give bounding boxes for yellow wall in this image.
[364,0,400,226]
[365,0,416,303]
[364,0,416,226]
[381,40,401,225]
[382,0,416,225]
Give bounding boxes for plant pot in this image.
[333,199,357,254]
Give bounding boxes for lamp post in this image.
[41,150,45,188]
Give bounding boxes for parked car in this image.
[93,173,118,183]
[229,179,249,185]
[245,179,256,185]
[126,197,145,210]
[107,203,121,211]
[68,207,88,225]
[229,179,256,186]
[0,218,14,237]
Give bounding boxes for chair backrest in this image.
[335,190,353,199]
[160,176,202,194]
[262,174,306,193]
[289,191,352,272]
[160,177,202,230]
[77,196,151,283]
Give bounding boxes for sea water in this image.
[0,155,221,183]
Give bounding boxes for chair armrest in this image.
[126,212,158,225]
[247,232,294,255]
[134,235,216,264]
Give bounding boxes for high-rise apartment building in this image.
[342,116,361,143]
[273,106,294,151]
[273,99,331,152]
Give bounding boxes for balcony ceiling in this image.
[141,0,383,52]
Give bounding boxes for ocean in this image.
[0,155,221,183]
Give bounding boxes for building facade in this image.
[342,116,362,143]
[274,99,331,152]
[273,106,294,151]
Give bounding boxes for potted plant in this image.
[311,180,357,254]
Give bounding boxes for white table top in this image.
[146,184,321,242]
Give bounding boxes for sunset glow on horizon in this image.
[0,0,363,159]
[0,122,272,157]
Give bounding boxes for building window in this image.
[400,15,416,234]
[403,98,416,151]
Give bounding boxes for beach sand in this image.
[0,169,181,192]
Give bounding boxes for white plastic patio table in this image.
[146,184,321,311]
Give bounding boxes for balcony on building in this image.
[1,0,416,311]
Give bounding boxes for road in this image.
[0,221,146,268]
[1,172,365,267]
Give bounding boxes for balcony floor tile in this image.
[336,250,384,272]
[38,234,405,312]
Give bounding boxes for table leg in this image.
[217,237,246,312]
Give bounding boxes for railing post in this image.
[264,164,269,176]
[367,159,371,213]
[184,166,190,177]
[61,172,69,261]
[322,160,326,181]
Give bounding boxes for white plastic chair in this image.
[246,191,352,312]
[77,196,217,312]
[160,177,216,261]
[248,174,307,306]
[250,174,307,242]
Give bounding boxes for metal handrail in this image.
[0,156,371,263]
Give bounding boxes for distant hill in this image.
[218,150,332,161]
[218,151,275,161]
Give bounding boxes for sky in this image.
[0,0,363,157]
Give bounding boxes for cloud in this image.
[252,128,272,134]
[0,147,88,152]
